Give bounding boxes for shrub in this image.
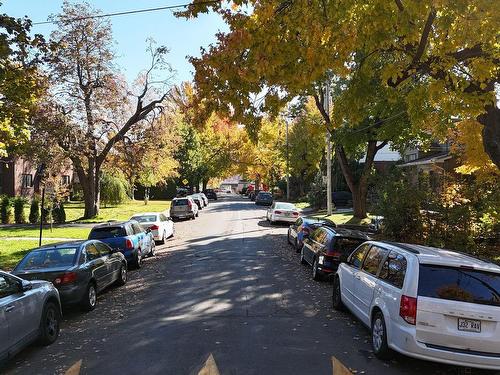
[0,196,13,224]
[29,198,40,224]
[307,171,327,209]
[52,201,66,224]
[13,197,27,224]
[101,173,128,207]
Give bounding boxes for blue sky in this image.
[2,0,227,84]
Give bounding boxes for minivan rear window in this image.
[418,265,500,307]
[89,226,126,239]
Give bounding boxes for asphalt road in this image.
[2,195,497,375]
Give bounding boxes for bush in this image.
[52,201,66,224]
[101,173,128,207]
[0,196,13,224]
[13,197,27,224]
[307,172,327,209]
[29,198,40,224]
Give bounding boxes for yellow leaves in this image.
[452,119,499,178]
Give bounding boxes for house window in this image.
[21,174,33,188]
[61,175,70,185]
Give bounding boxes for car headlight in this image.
[318,255,324,264]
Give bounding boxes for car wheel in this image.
[287,229,291,244]
[372,311,393,359]
[196,211,199,217]
[134,252,142,269]
[300,246,308,265]
[160,231,166,245]
[312,257,321,281]
[294,238,300,253]
[81,282,97,312]
[116,264,127,286]
[150,241,156,257]
[332,277,344,311]
[38,301,60,345]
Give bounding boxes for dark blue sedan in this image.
[287,217,336,252]
[12,240,127,311]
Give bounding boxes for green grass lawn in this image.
[312,210,372,225]
[0,226,90,239]
[0,239,65,270]
[294,201,311,210]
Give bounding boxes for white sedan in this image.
[130,212,174,244]
[266,202,299,224]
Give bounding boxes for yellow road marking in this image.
[64,359,82,375]
[332,356,353,375]
[198,353,220,375]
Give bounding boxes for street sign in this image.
[182,179,188,185]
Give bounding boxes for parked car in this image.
[203,189,218,200]
[300,227,369,280]
[288,217,336,251]
[332,241,500,370]
[130,212,174,244]
[12,240,127,311]
[88,221,155,269]
[249,190,260,201]
[255,191,273,206]
[199,193,209,206]
[266,202,299,224]
[170,197,198,220]
[332,191,352,207]
[189,194,205,209]
[0,270,61,363]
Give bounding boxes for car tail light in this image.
[302,227,310,234]
[400,295,417,325]
[188,201,192,209]
[54,272,77,285]
[125,239,134,249]
[275,210,282,214]
[292,212,299,216]
[327,251,342,260]
[150,225,159,230]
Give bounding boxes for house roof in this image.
[398,151,452,167]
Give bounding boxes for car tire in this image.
[38,301,60,346]
[81,282,97,312]
[149,241,156,257]
[196,211,199,217]
[133,252,142,269]
[160,231,166,245]
[372,311,393,360]
[294,238,300,253]
[116,263,127,286]
[312,257,321,281]
[287,229,291,244]
[332,277,344,311]
[300,246,308,265]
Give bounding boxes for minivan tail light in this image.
[400,295,417,325]
[275,210,282,214]
[54,272,77,285]
[150,225,159,230]
[125,239,134,249]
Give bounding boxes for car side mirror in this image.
[21,280,32,292]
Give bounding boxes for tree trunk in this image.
[74,159,100,219]
[202,178,209,191]
[351,182,368,219]
[478,103,500,169]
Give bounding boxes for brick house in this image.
[0,157,74,198]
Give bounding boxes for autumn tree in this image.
[0,8,45,156]
[38,2,172,218]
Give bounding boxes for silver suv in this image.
[170,197,198,220]
[0,270,62,363]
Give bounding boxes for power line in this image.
[32,0,222,25]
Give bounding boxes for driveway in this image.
[2,196,494,374]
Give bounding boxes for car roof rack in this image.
[380,241,420,254]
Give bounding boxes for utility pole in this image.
[286,119,290,201]
[325,84,333,215]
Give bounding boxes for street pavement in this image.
[2,195,496,375]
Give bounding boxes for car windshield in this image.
[16,248,78,270]
[131,215,157,223]
[89,226,127,239]
[275,203,296,210]
[173,199,188,206]
[418,264,500,307]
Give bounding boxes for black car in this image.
[288,217,336,251]
[12,240,128,311]
[203,189,218,200]
[255,191,273,206]
[300,227,370,281]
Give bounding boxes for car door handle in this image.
[5,305,15,313]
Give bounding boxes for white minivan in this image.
[333,241,500,370]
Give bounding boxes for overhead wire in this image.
[32,0,222,25]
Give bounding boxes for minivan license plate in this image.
[458,318,481,333]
